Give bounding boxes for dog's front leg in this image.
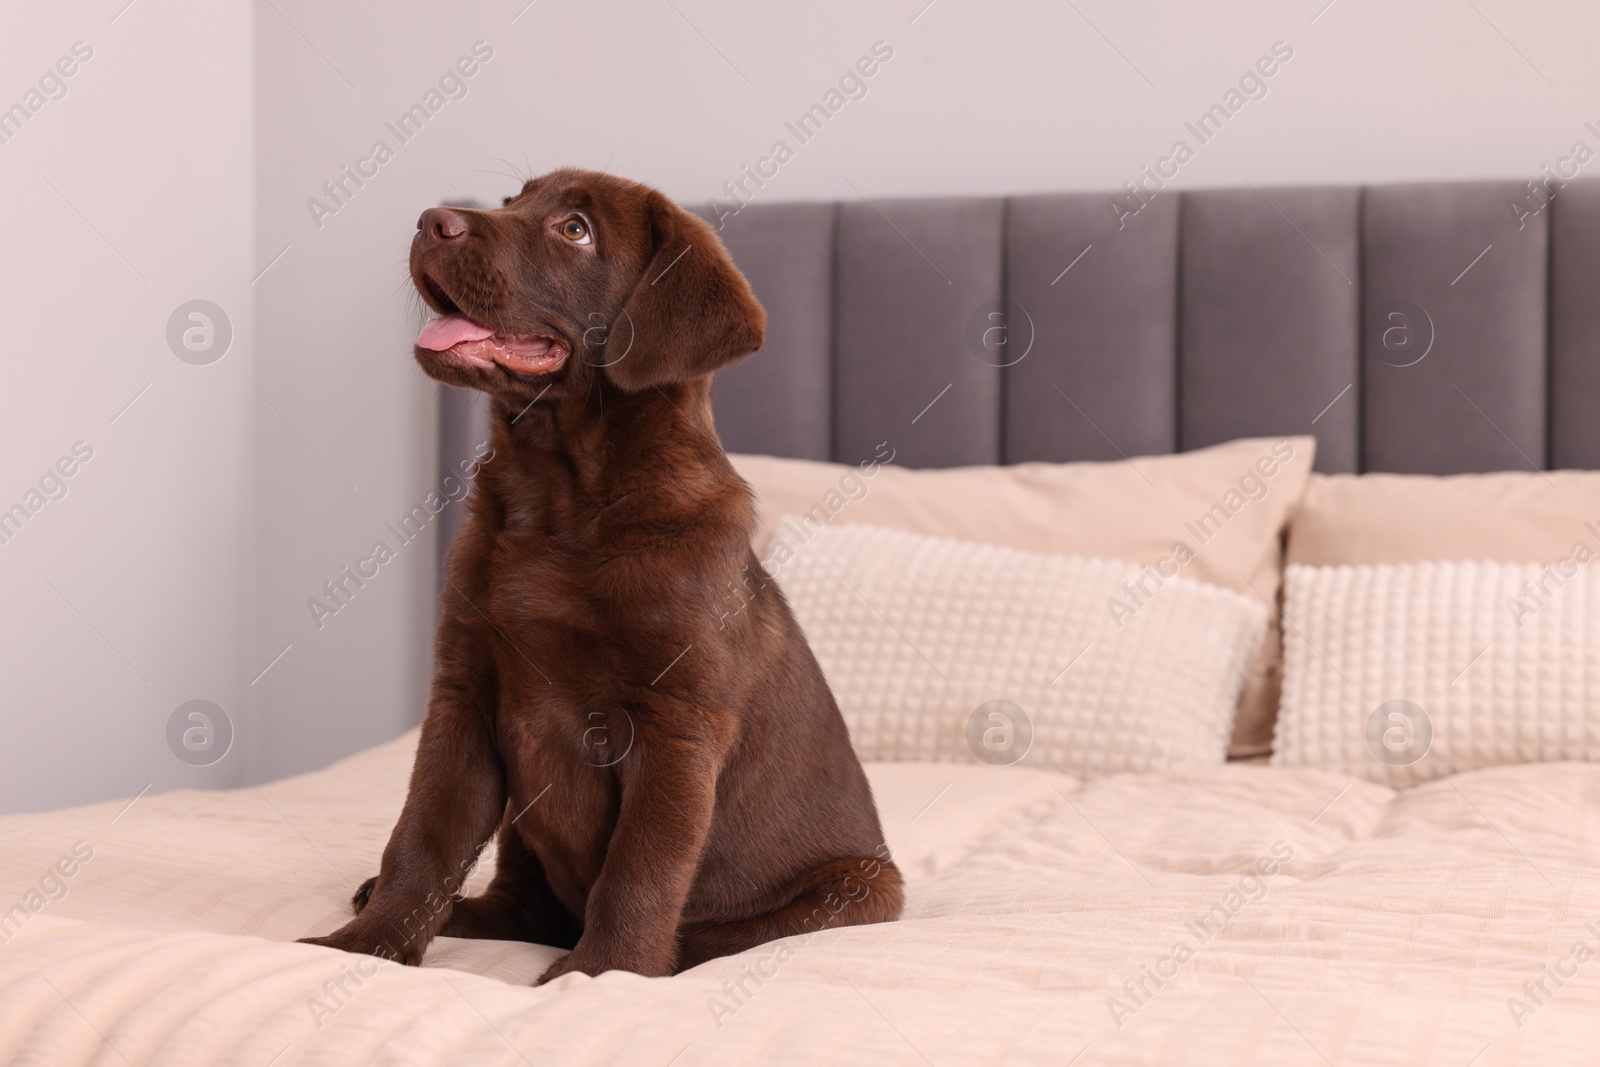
[300,636,504,965]
[536,725,722,983]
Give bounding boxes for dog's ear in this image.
[601,191,766,392]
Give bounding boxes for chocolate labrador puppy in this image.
[300,168,902,983]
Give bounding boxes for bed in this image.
[7,734,1600,1064]
[9,177,1600,1065]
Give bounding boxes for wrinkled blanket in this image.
[3,729,1598,1065]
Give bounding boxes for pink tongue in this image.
[418,315,495,351]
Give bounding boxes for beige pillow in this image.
[1287,471,1600,566]
[730,435,1317,758]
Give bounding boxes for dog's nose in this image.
[417,207,469,250]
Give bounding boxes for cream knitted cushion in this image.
[1273,560,1600,785]
[771,520,1268,778]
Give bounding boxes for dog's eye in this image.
[559,217,592,245]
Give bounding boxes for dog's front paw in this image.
[535,950,588,985]
[299,919,423,966]
[534,941,671,985]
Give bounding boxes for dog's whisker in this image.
[471,167,526,185]
[489,155,530,186]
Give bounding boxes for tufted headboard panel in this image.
[698,179,1600,475]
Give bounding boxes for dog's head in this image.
[410,168,765,402]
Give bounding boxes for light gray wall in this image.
[5,0,1597,808]
[0,1,253,812]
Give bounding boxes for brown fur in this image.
[299,168,902,983]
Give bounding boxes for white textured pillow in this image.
[772,519,1268,778]
[1273,560,1600,785]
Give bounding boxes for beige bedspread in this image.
[3,730,1598,1065]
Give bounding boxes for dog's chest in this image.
[499,708,623,902]
[475,529,677,708]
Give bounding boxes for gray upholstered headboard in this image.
[439,178,1600,548]
[703,179,1600,475]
